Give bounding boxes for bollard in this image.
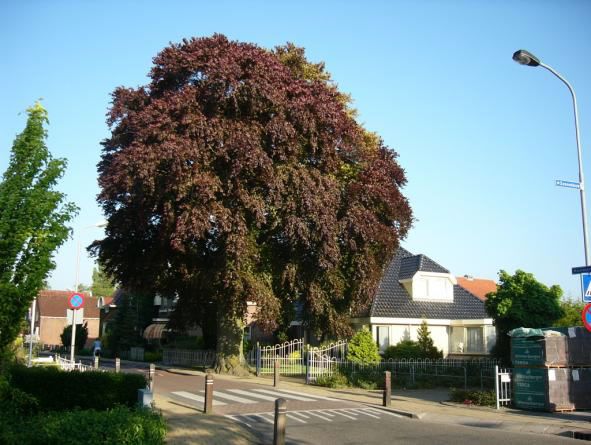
[383,371,391,407]
[149,363,155,391]
[115,357,120,373]
[273,398,287,445]
[274,359,280,387]
[94,355,99,369]
[204,373,214,414]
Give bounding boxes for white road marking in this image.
[227,389,277,402]
[291,411,311,419]
[287,413,307,423]
[171,391,226,406]
[271,388,341,401]
[253,389,316,401]
[341,409,359,416]
[224,415,252,428]
[350,408,381,418]
[202,390,258,404]
[306,411,333,421]
[247,413,274,424]
[329,409,357,420]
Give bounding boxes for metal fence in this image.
[495,365,512,409]
[256,338,305,376]
[55,354,101,372]
[162,349,217,367]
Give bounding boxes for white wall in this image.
[374,323,450,356]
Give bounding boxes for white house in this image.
[351,247,496,357]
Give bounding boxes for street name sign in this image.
[556,179,581,189]
[572,265,591,275]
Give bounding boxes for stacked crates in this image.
[511,327,591,412]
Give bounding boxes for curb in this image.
[365,404,424,419]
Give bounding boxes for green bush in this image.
[1,405,166,445]
[60,323,89,352]
[9,365,147,411]
[316,371,349,388]
[144,351,163,363]
[383,340,423,360]
[449,388,496,407]
[0,374,39,416]
[346,330,381,364]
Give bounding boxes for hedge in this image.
[9,365,147,411]
[0,405,166,445]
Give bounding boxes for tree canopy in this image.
[91,35,412,372]
[91,264,116,297]
[0,103,78,351]
[485,269,564,362]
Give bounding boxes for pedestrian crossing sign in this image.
[583,274,591,303]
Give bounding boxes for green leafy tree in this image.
[91,35,412,374]
[485,270,564,363]
[0,103,78,351]
[554,300,585,327]
[60,322,89,352]
[417,320,443,359]
[346,329,381,364]
[383,340,423,360]
[109,290,152,355]
[91,264,116,297]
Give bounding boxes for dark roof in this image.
[369,248,488,319]
[398,254,449,279]
[37,291,100,318]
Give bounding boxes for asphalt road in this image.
[244,412,577,445]
[80,361,580,444]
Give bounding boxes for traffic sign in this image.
[68,293,85,310]
[583,304,591,333]
[572,265,591,275]
[584,275,591,303]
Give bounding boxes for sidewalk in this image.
[154,367,590,442]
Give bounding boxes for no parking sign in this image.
[68,293,85,310]
[584,304,591,332]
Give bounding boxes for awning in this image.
[143,323,167,340]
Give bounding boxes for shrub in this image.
[417,321,443,359]
[383,340,423,360]
[1,405,166,445]
[0,374,39,416]
[449,388,496,407]
[60,323,89,352]
[144,351,163,363]
[346,330,381,364]
[9,365,147,411]
[316,371,348,388]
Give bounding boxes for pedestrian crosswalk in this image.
[169,387,341,407]
[225,407,403,428]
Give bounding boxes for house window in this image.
[466,327,484,353]
[376,326,389,352]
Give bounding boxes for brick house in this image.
[33,290,100,349]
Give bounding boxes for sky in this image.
[1,1,590,300]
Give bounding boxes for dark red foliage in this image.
[92,34,412,338]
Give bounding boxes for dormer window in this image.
[400,272,456,302]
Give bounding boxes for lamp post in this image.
[513,50,590,273]
[70,220,107,361]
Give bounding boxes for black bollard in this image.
[204,373,214,414]
[383,370,391,407]
[273,398,287,445]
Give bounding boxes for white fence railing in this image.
[55,354,99,372]
[257,339,305,376]
[162,349,217,367]
[495,365,512,409]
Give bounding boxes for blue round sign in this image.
[68,293,85,310]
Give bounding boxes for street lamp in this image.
[70,220,107,361]
[513,50,590,271]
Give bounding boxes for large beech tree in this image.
[92,35,412,373]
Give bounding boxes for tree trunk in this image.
[214,309,249,375]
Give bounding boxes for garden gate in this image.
[256,338,306,377]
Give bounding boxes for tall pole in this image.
[70,235,81,362]
[28,298,36,367]
[539,62,590,267]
